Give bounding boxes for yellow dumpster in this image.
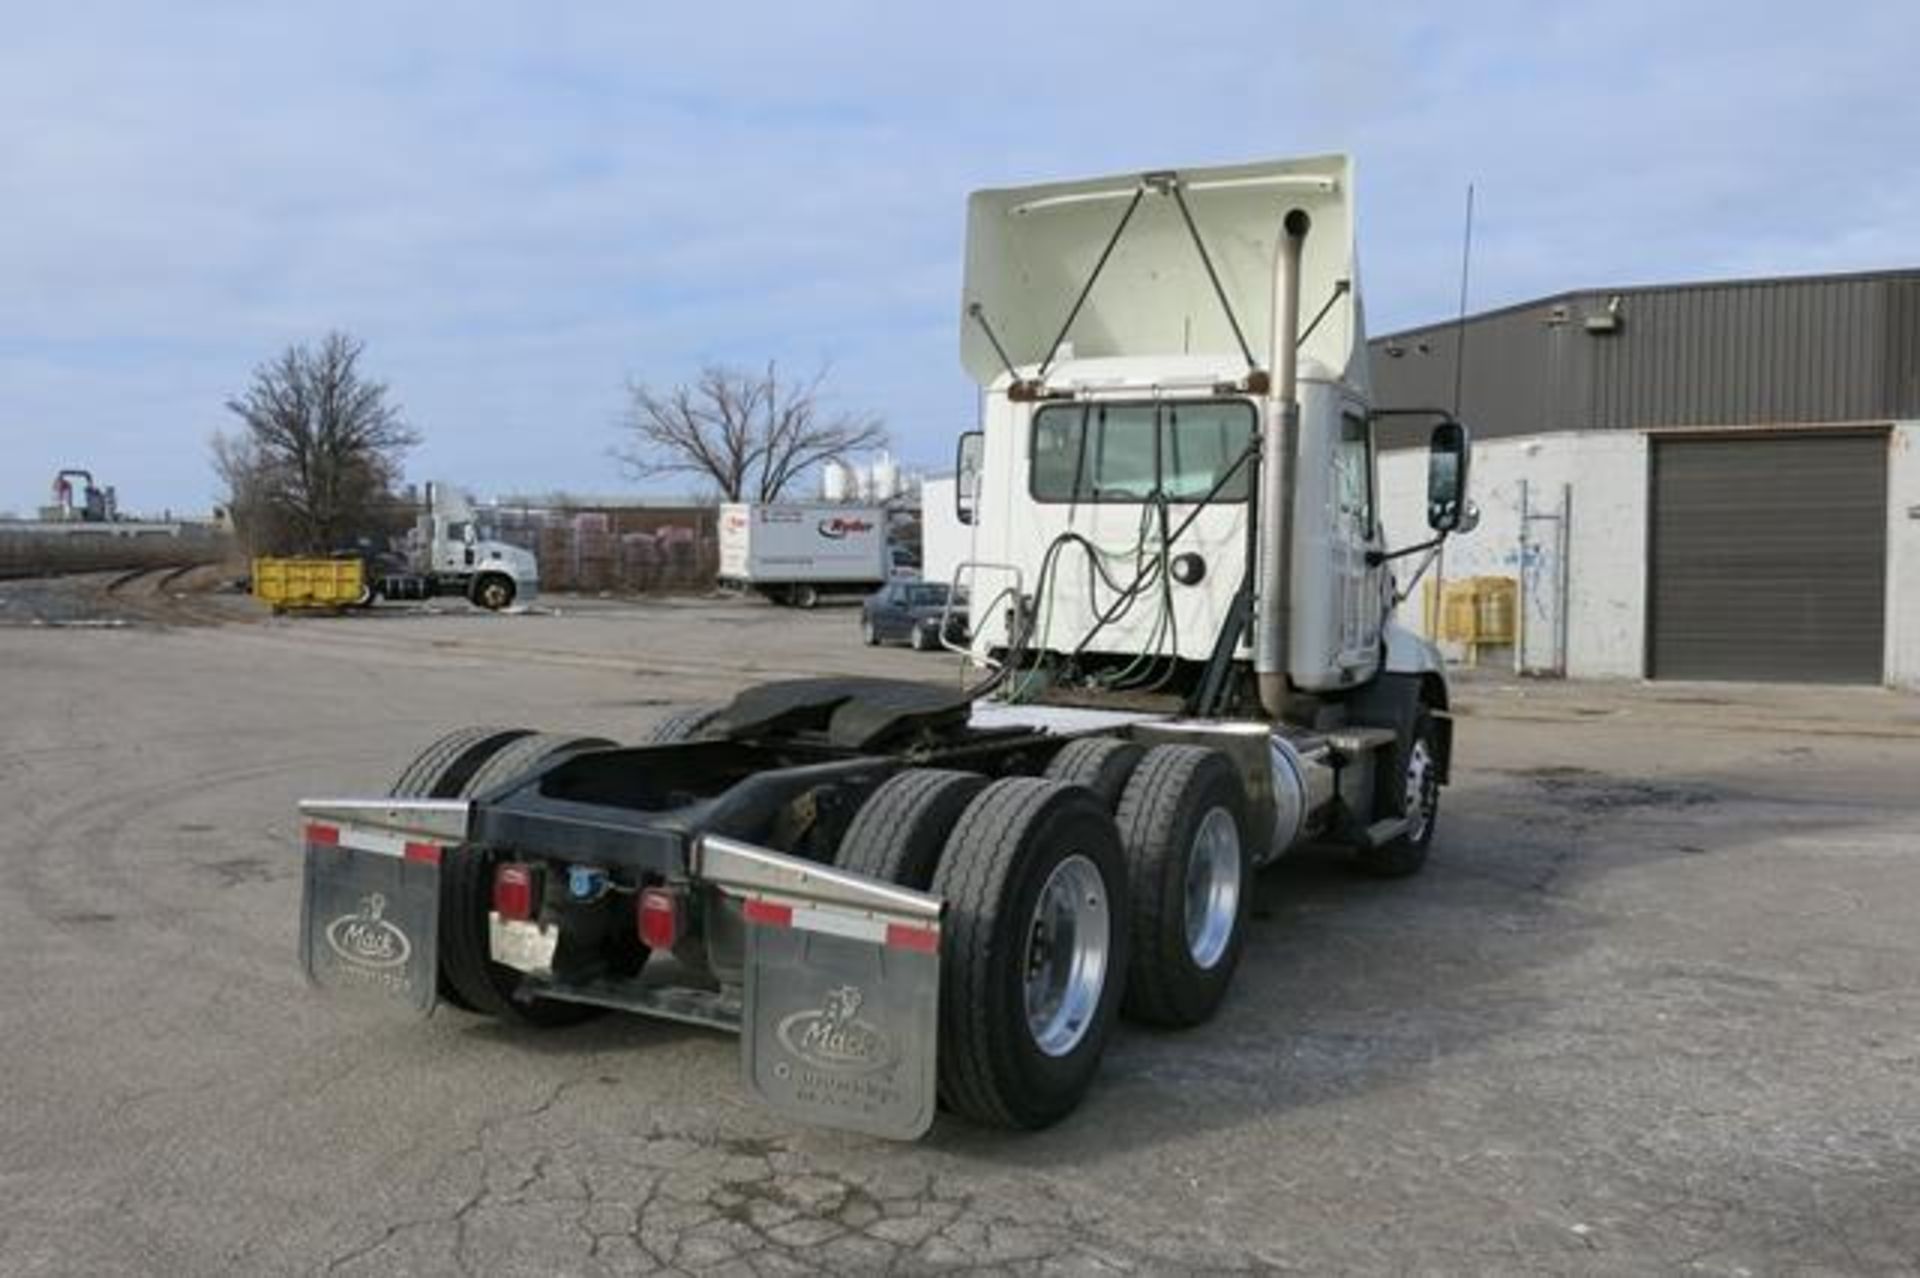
[251,557,369,613]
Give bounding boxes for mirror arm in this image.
[1367,532,1446,567]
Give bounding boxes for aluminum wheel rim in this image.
[1404,739,1437,843]
[1023,854,1110,1058]
[1184,806,1242,969]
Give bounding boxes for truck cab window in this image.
[1163,403,1252,501]
[1089,405,1156,499]
[1335,411,1374,534]
[1030,399,1252,503]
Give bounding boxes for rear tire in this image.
[862,617,880,646]
[390,726,530,1012]
[835,769,987,889]
[1354,710,1441,878]
[1044,736,1145,812]
[389,726,606,1026]
[1113,745,1251,1028]
[460,731,613,800]
[642,703,725,744]
[792,584,820,609]
[389,726,531,801]
[441,731,618,1026]
[933,778,1129,1129]
[435,846,602,1026]
[911,623,935,651]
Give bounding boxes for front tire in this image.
[1113,745,1251,1028]
[1355,710,1441,878]
[472,574,516,611]
[933,778,1129,1129]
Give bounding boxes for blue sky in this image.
[3,1,1915,515]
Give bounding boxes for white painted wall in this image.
[1379,431,1649,679]
[1384,424,1920,688]
[1887,423,1920,690]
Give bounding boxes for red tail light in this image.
[493,863,539,921]
[637,886,683,951]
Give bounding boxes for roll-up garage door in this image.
[1648,431,1887,683]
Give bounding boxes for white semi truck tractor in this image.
[296,155,1475,1139]
[367,482,540,611]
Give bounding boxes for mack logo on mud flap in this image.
[775,985,898,1075]
[325,893,412,970]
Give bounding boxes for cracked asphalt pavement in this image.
[3,593,1917,1274]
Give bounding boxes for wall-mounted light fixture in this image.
[1583,294,1624,334]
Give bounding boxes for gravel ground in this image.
[1,594,1916,1275]
[0,566,248,628]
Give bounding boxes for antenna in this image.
[1451,182,1476,416]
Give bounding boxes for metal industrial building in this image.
[1372,267,1920,687]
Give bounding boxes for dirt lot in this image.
[2,587,1917,1275]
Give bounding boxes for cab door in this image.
[1332,405,1384,672]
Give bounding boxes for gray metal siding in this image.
[1371,269,1920,445]
[1648,433,1887,683]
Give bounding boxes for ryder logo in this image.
[817,516,874,540]
[325,893,411,970]
[776,985,898,1074]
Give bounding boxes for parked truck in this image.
[367,482,539,611]
[297,155,1476,1139]
[718,501,898,607]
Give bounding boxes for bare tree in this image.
[212,332,420,554]
[616,362,887,502]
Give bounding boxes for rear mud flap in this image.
[743,913,939,1140]
[699,834,942,1141]
[298,812,459,1016]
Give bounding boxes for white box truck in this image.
[718,501,894,607]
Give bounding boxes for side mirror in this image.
[1426,420,1472,533]
[955,431,984,527]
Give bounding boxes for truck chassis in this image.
[300,674,1446,1139]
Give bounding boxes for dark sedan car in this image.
[861,581,969,651]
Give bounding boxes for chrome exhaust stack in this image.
[1256,209,1310,719]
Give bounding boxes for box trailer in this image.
[719,502,891,607]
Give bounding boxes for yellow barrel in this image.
[1475,577,1516,644]
[1436,575,1516,645]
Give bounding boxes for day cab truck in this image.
[297,154,1477,1140]
[367,481,540,611]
